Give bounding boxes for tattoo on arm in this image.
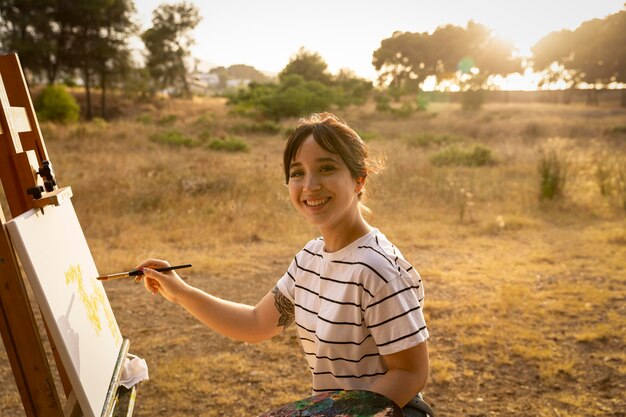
[272,287,295,330]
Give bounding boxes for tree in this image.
[60,0,136,119]
[372,31,432,92]
[0,0,63,83]
[333,68,373,107]
[142,2,201,97]
[372,22,520,96]
[532,7,626,106]
[279,47,333,85]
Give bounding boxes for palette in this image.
[258,390,403,417]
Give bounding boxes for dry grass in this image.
[1,97,625,417]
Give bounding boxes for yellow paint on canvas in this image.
[64,264,122,345]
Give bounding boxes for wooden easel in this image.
[0,53,136,417]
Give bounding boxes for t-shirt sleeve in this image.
[363,275,429,356]
[275,257,297,303]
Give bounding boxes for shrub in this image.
[34,85,80,123]
[523,122,545,138]
[157,115,177,125]
[229,75,336,121]
[408,132,464,148]
[374,94,392,112]
[136,114,152,125]
[208,136,249,152]
[150,130,194,147]
[430,145,495,167]
[230,121,282,135]
[605,125,626,136]
[415,93,429,111]
[461,89,484,111]
[538,149,567,200]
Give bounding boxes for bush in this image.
[538,149,567,200]
[605,125,626,136]
[229,75,336,121]
[523,122,545,138]
[157,115,177,125]
[430,145,495,167]
[461,90,484,111]
[150,130,194,147]
[230,121,282,135]
[136,114,152,125]
[415,93,429,111]
[374,94,391,112]
[34,85,80,123]
[408,132,464,148]
[228,71,372,121]
[208,136,249,152]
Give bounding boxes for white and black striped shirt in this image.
[276,228,429,394]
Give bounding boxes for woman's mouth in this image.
[304,197,331,207]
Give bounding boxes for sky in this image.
[133,0,626,84]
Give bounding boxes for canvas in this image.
[6,200,123,417]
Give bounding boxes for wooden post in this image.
[0,53,65,417]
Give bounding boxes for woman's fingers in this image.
[142,267,166,294]
[134,258,170,270]
[134,259,170,283]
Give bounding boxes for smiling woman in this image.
[134,112,431,415]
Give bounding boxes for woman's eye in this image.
[320,165,336,173]
[289,170,303,178]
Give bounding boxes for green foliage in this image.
[230,121,282,135]
[150,130,194,147]
[229,75,336,121]
[605,125,626,136]
[532,9,626,88]
[408,132,464,148]
[333,69,373,107]
[279,48,332,85]
[34,85,80,123]
[523,122,546,138]
[208,136,249,152]
[461,90,485,111]
[538,149,568,200]
[142,2,201,96]
[415,93,429,111]
[358,131,379,141]
[373,22,520,94]
[594,154,626,212]
[374,94,392,112]
[227,50,371,120]
[374,93,426,117]
[157,115,178,125]
[136,114,153,125]
[430,145,495,167]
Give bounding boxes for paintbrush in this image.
[96,264,192,281]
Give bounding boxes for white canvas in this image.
[6,201,123,417]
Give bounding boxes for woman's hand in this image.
[134,258,189,303]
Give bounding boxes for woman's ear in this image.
[355,176,366,194]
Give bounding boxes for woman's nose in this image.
[303,173,322,191]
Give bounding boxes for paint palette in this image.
[258,390,403,417]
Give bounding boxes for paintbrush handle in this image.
[97,264,192,281]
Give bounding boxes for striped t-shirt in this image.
[276,228,429,393]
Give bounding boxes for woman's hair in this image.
[283,112,383,200]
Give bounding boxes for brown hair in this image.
[283,112,382,200]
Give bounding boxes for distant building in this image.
[226,78,251,89]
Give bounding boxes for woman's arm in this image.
[136,259,294,343]
[367,342,429,407]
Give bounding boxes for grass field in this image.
[1,97,625,417]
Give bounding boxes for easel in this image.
[0,53,136,417]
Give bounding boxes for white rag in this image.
[119,354,149,389]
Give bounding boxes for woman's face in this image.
[287,135,364,232]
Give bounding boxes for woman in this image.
[136,112,430,413]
